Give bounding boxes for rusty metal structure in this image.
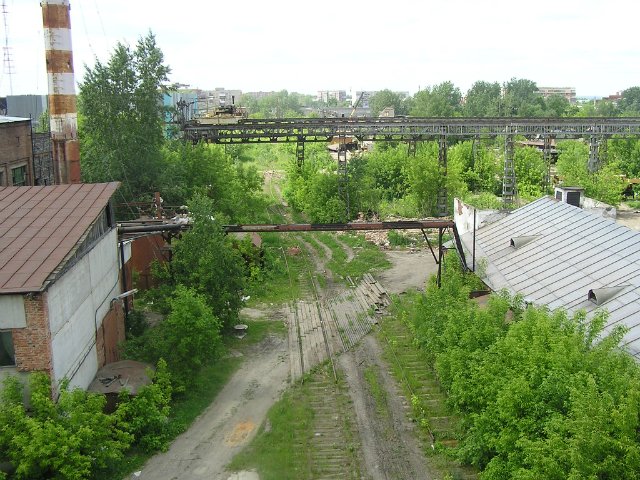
[181,116,640,212]
[41,0,80,184]
[118,219,468,287]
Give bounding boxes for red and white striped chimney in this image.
[41,0,80,184]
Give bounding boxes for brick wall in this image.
[0,120,34,186]
[12,293,53,376]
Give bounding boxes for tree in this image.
[502,78,545,116]
[171,195,246,328]
[556,141,625,205]
[78,31,171,201]
[545,94,574,117]
[514,146,548,199]
[0,374,131,479]
[369,89,408,116]
[463,81,501,117]
[411,81,462,117]
[406,141,467,215]
[159,141,263,222]
[619,86,640,116]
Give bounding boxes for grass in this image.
[315,233,391,282]
[227,380,315,479]
[99,319,285,480]
[245,233,316,306]
[376,294,477,478]
[229,364,362,480]
[364,365,388,417]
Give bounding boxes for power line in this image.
[1,0,14,95]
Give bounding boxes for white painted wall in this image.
[47,229,121,390]
[0,295,26,328]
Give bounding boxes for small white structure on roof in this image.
[457,196,640,359]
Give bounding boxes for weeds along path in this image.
[377,310,478,480]
[339,335,437,480]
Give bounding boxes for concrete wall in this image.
[47,229,121,390]
[453,198,505,235]
[0,295,26,328]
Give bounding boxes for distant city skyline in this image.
[2,0,638,99]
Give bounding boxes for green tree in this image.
[619,86,640,115]
[406,141,467,215]
[556,141,625,205]
[502,78,545,116]
[578,99,619,117]
[463,81,502,117]
[545,94,574,117]
[411,81,462,117]
[514,146,548,199]
[159,141,263,221]
[171,195,246,327]
[78,31,171,201]
[369,89,408,116]
[0,374,131,480]
[115,359,172,452]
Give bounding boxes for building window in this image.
[0,169,5,186]
[11,165,27,186]
[0,331,15,366]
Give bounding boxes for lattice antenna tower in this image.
[1,0,13,94]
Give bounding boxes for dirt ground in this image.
[378,249,439,294]
[138,330,289,480]
[137,247,438,480]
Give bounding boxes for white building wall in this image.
[47,229,121,389]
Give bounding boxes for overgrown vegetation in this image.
[0,320,283,480]
[394,253,640,479]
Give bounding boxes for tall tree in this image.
[78,32,171,201]
[502,78,545,116]
[369,89,408,116]
[411,81,462,117]
[463,81,501,117]
[619,86,640,116]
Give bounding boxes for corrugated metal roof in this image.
[0,183,119,294]
[462,196,640,358]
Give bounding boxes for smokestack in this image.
[41,0,80,184]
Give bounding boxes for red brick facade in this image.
[11,293,53,376]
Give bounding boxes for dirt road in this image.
[139,333,289,480]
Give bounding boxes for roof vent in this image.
[510,235,539,249]
[555,186,584,207]
[588,286,627,306]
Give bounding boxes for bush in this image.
[406,253,640,478]
[0,374,132,480]
[122,285,223,388]
[116,359,172,452]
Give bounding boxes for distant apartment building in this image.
[318,90,347,103]
[243,91,277,100]
[354,91,376,108]
[537,86,577,104]
[211,87,242,107]
[604,91,623,103]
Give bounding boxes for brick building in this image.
[0,183,129,394]
[0,117,35,187]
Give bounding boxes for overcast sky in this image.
[2,0,638,98]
